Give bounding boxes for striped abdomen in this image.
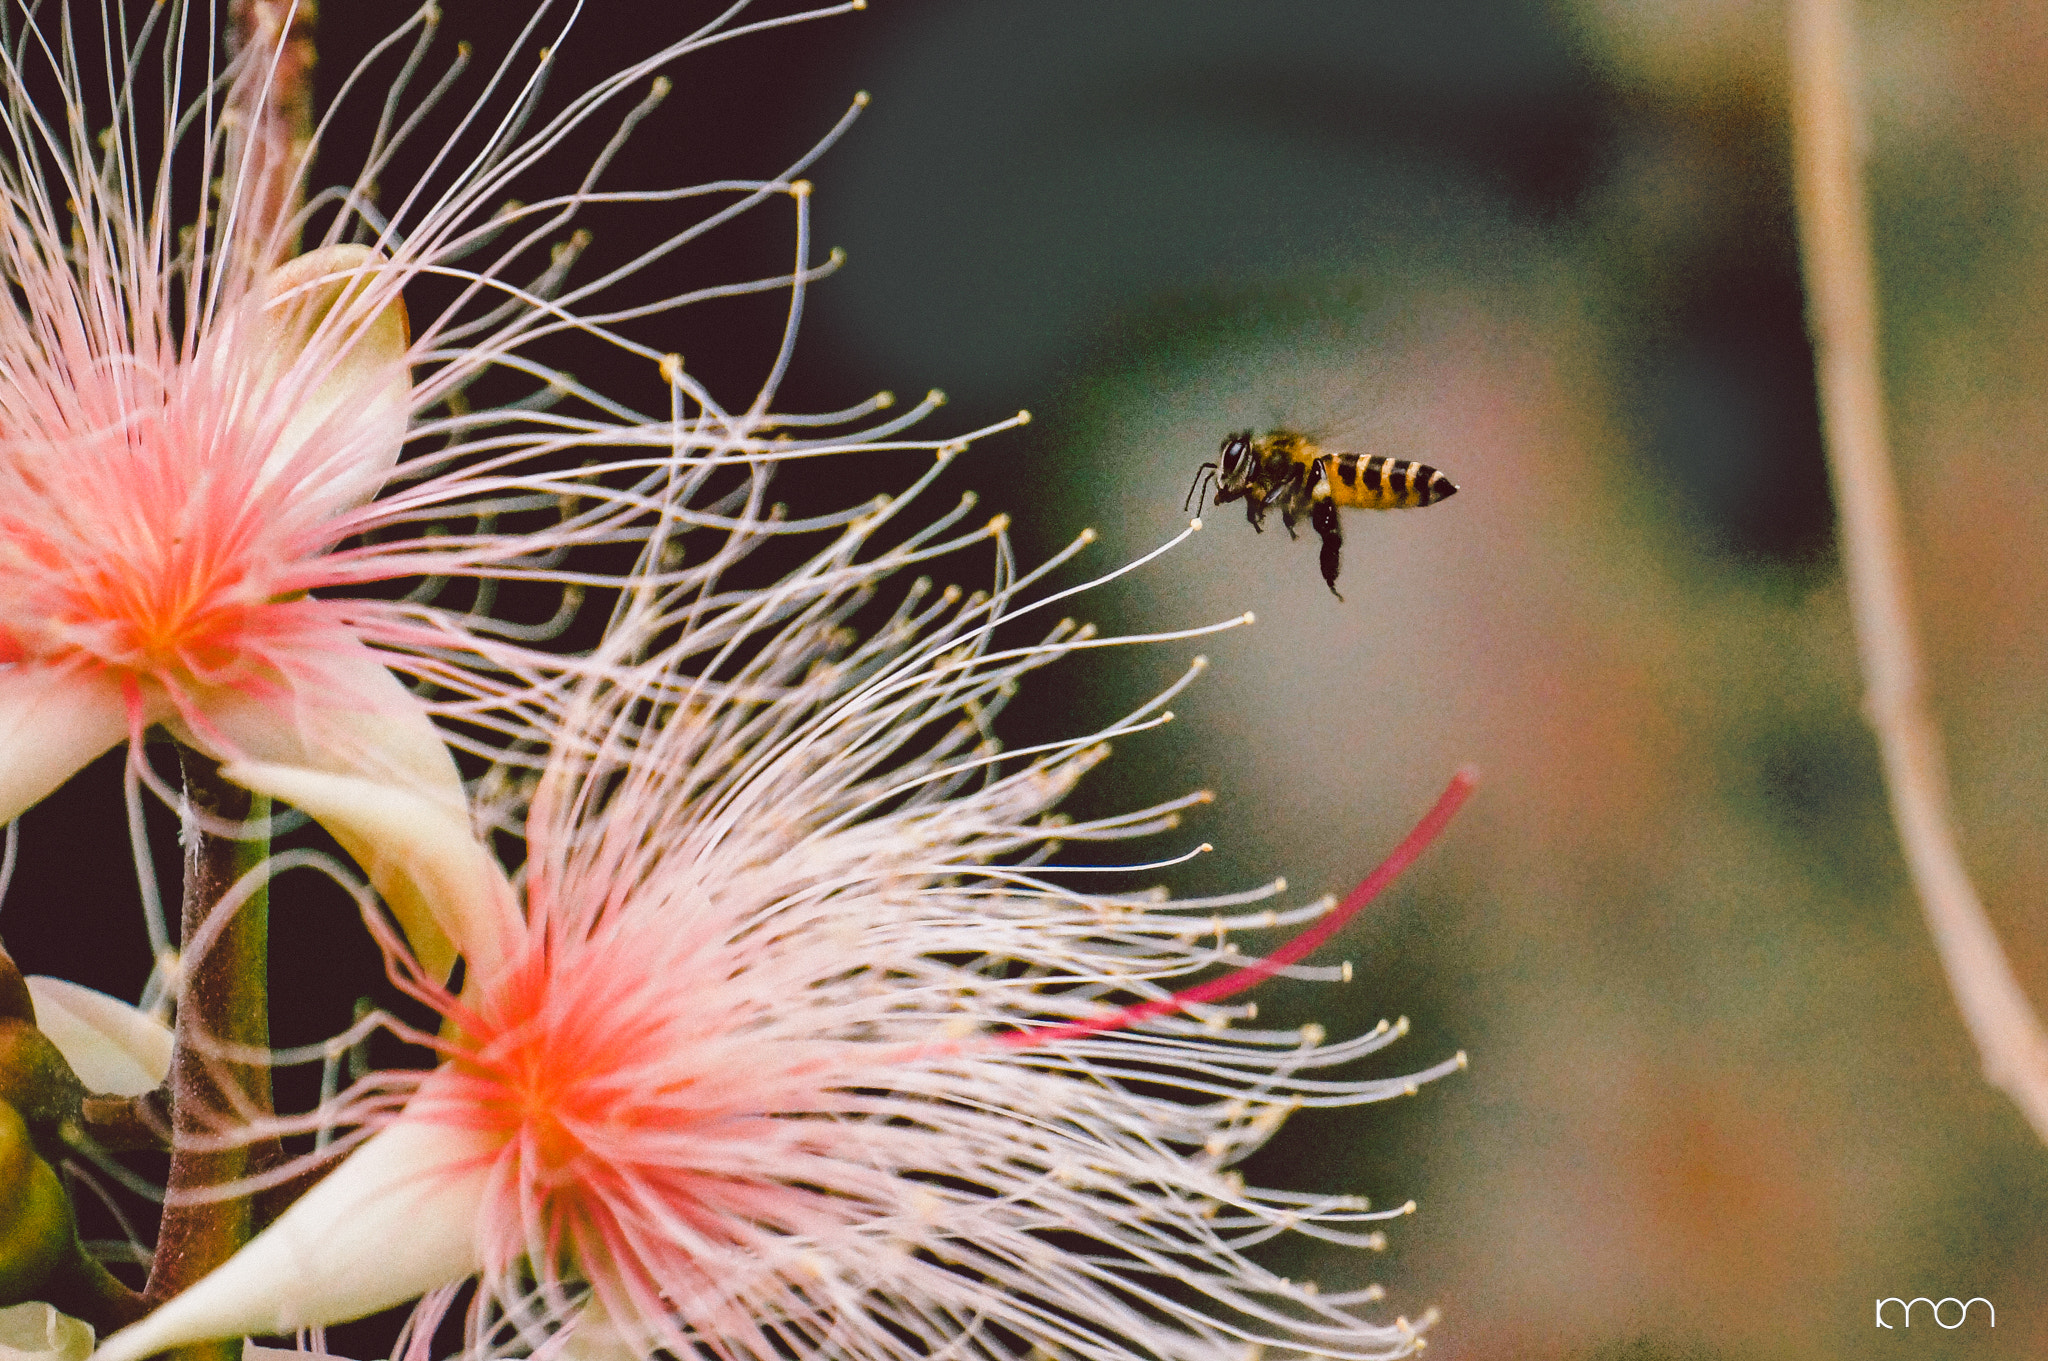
[1323,453,1458,511]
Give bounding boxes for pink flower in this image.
[96,483,1472,1361]
[0,232,483,969]
[0,1,893,974]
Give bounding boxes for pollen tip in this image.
[651,75,673,98]
[987,513,1011,534]
[1455,1049,1470,1069]
[538,45,553,61]
[1161,710,1174,722]
[928,388,948,406]
[876,389,895,408]
[1078,527,1097,544]
[1272,876,1287,892]
[790,179,813,198]
[457,40,472,57]
[828,246,847,266]
[1198,842,1213,853]
[1191,654,1208,669]
[1017,409,1032,424]
[1241,610,1256,625]
[851,0,867,10]
[1190,516,1204,530]
[659,353,684,382]
[1340,959,1353,982]
[1395,1015,1410,1035]
[1402,1199,1418,1215]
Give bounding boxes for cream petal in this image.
[173,641,483,982]
[91,1117,491,1361]
[552,1293,638,1358]
[0,664,134,826]
[182,639,463,799]
[220,762,518,987]
[22,978,170,1097]
[556,1296,640,1361]
[255,244,411,512]
[0,1302,93,1361]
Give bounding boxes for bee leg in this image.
[1244,490,1268,533]
[1278,461,1309,538]
[1312,497,1344,600]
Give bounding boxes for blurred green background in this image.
[778,2,2048,1357]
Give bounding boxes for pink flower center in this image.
[432,921,829,1314]
[0,382,309,689]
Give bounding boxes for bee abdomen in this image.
[1329,454,1459,510]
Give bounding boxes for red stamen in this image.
[1000,766,1478,1049]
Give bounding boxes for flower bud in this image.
[0,947,33,1027]
[0,1099,74,1305]
[0,1021,84,1140]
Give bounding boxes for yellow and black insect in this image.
[1184,429,1458,599]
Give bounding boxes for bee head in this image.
[1218,431,1255,490]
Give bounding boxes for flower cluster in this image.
[0,4,1470,1361]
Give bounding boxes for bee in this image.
[1184,429,1458,599]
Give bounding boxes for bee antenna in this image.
[1183,462,1218,513]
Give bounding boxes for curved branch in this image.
[1788,0,2048,1144]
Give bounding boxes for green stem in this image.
[132,3,312,1344]
[141,754,275,1361]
